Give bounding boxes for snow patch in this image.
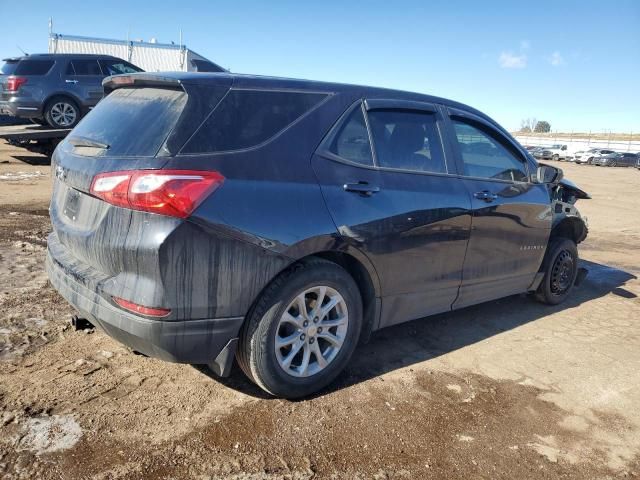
[18,415,82,454]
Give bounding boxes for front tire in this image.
[535,238,579,305]
[237,258,362,398]
[44,96,81,129]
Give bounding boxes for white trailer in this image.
[48,32,226,73]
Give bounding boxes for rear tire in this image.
[44,96,81,129]
[237,258,362,398]
[535,238,579,305]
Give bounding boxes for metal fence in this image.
[512,133,640,153]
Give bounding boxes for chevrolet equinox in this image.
[46,73,589,398]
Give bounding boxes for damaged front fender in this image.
[550,178,590,244]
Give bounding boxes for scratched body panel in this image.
[45,72,588,373]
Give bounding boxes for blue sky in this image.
[1,0,638,132]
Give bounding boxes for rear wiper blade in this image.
[68,136,110,150]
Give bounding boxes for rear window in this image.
[66,87,187,157]
[12,60,55,76]
[182,89,328,154]
[1,61,18,75]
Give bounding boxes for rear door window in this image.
[368,109,446,173]
[65,87,187,157]
[69,59,103,76]
[452,119,528,182]
[182,89,328,153]
[13,60,55,75]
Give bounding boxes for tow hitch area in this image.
[575,267,588,287]
[71,315,94,331]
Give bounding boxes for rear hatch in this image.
[0,58,55,101]
[49,74,232,310]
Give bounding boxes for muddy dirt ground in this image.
[0,140,639,479]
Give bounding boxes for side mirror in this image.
[535,164,562,184]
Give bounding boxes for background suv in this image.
[46,72,589,398]
[0,54,142,128]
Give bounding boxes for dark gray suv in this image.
[0,54,142,128]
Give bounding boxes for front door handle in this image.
[344,182,380,196]
[65,79,79,84]
[474,190,498,202]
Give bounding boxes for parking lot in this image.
[0,142,639,479]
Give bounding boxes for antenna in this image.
[17,45,29,56]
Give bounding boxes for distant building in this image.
[48,32,226,73]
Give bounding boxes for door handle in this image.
[344,182,380,196]
[65,80,79,84]
[474,190,498,202]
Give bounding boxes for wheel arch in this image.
[551,216,588,244]
[42,92,84,113]
[243,245,382,346]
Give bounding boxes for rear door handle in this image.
[344,182,380,196]
[65,79,79,84]
[474,190,498,202]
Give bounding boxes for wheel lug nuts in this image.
[300,334,306,340]
[313,317,319,323]
[309,337,315,344]
[317,327,322,333]
[303,320,309,327]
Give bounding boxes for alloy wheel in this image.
[274,285,348,378]
[50,102,77,127]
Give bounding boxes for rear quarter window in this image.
[13,60,55,75]
[65,87,187,157]
[182,89,328,154]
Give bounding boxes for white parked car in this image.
[574,148,610,165]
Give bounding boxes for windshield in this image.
[66,87,187,157]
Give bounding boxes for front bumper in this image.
[46,245,244,374]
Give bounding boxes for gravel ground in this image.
[0,141,639,479]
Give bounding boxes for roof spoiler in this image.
[102,74,183,94]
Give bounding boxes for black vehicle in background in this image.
[0,54,142,128]
[532,146,553,160]
[46,72,589,398]
[593,151,638,167]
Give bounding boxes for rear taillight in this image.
[90,170,224,218]
[113,297,171,317]
[7,76,27,92]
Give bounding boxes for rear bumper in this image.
[0,100,41,118]
[46,245,244,370]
